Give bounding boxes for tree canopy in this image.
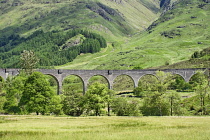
[0,29,107,68]
[19,72,55,115]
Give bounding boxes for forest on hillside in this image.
[0,29,107,68]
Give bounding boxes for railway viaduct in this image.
[0,68,208,94]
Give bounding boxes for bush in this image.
[111,97,142,116]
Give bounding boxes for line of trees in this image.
[0,70,209,116]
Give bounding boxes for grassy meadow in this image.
[0,115,210,140]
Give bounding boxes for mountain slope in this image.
[0,0,160,40]
[0,0,164,68]
[56,0,210,70]
[154,46,210,69]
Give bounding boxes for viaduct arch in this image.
[0,68,208,94]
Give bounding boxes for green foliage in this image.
[193,71,210,115]
[139,71,174,116]
[62,75,85,116]
[0,96,6,114]
[0,29,107,68]
[48,95,63,115]
[62,75,83,94]
[88,75,109,88]
[169,75,192,91]
[3,75,27,114]
[133,87,144,97]
[19,72,55,115]
[1,69,210,116]
[132,66,143,70]
[189,71,209,88]
[134,75,158,97]
[141,92,170,116]
[0,78,6,114]
[113,75,134,92]
[166,91,184,116]
[20,50,39,74]
[181,94,210,115]
[62,89,84,116]
[156,71,173,89]
[111,97,142,116]
[83,82,110,116]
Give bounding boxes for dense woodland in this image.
[0,29,107,68]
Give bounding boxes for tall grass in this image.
[0,116,210,140]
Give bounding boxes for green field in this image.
[0,116,210,140]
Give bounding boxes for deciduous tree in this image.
[83,82,109,116]
[112,97,142,116]
[141,71,173,116]
[62,86,84,116]
[20,50,39,74]
[3,74,26,114]
[167,91,182,116]
[19,72,54,115]
[194,71,209,115]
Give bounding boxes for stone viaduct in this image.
[0,68,208,94]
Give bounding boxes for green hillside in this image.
[57,0,210,70]
[0,0,162,68]
[0,0,160,39]
[1,0,209,69]
[155,47,210,69]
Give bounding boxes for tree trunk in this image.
[202,97,205,115]
[170,97,173,116]
[200,96,203,115]
[108,103,110,116]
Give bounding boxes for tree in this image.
[83,82,109,116]
[62,86,84,116]
[20,50,39,74]
[133,86,144,97]
[112,97,142,116]
[3,74,26,114]
[194,71,209,115]
[155,71,173,93]
[19,72,54,115]
[61,75,84,116]
[141,92,170,116]
[0,78,6,114]
[106,89,115,116]
[169,75,192,91]
[141,71,173,116]
[167,91,182,116]
[133,75,158,97]
[48,95,63,115]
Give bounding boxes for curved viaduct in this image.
[0,68,208,94]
